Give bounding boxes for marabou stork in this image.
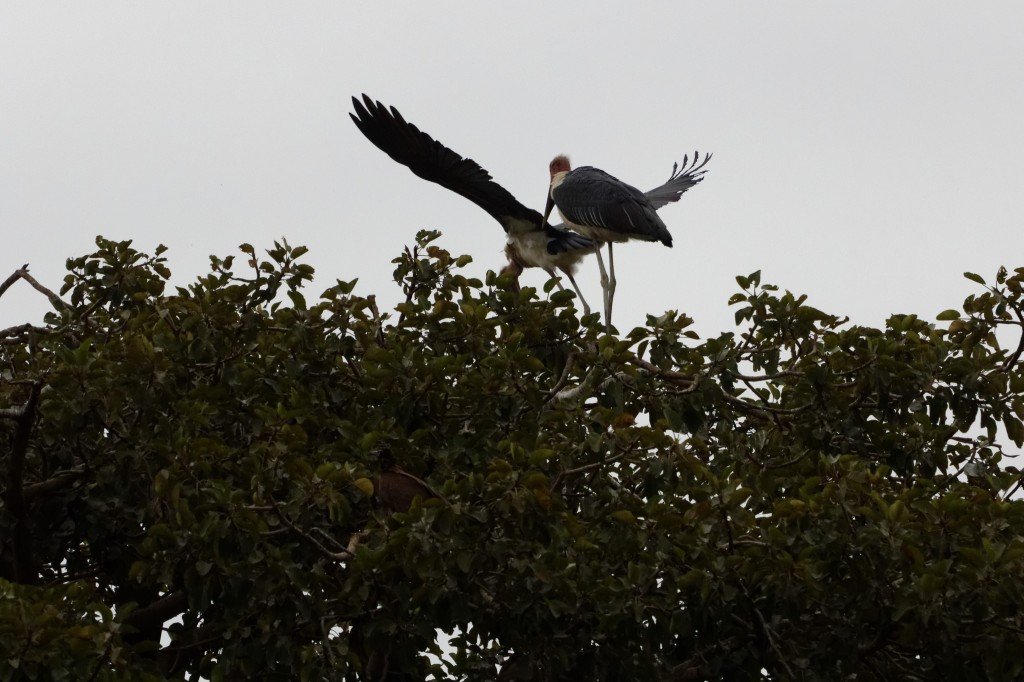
[370,447,443,513]
[541,153,711,329]
[376,464,440,513]
[350,94,706,317]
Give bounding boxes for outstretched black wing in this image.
[350,94,545,236]
[644,152,711,210]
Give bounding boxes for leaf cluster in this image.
[2,235,1024,680]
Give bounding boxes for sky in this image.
[2,3,1023,338]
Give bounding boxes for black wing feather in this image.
[553,167,673,246]
[350,95,542,234]
[544,224,598,255]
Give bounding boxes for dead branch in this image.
[23,467,87,502]
[555,364,605,403]
[0,266,29,300]
[632,357,696,388]
[124,590,188,634]
[542,352,575,405]
[0,323,48,340]
[1001,301,1024,372]
[271,498,352,562]
[550,451,631,492]
[727,369,803,382]
[0,267,70,312]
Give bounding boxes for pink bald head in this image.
[549,155,571,177]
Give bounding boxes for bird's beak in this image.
[541,193,555,228]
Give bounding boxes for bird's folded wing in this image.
[554,168,648,227]
[554,167,672,245]
[545,224,598,255]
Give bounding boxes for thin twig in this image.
[270,498,351,562]
[728,369,803,382]
[741,583,796,679]
[44,565,102,586]
[631,357,696,388]
[1000,301,1024,372]
[550,451,631,492]
[717,488,735,553]
[738,376,786,431]
[1002,472,1024,502]
[721,392,812,417]
[368,295,386,347]
[835,356,877,376]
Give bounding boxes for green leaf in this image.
[611,510,637,525]
[529,448,557,465]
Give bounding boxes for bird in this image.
[375,466,439,513]
[540,152,710,330]
[350,94,707,317]
[372,448,444,513]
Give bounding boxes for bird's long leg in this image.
[592,243,611,332]
[560,268,591,317]
[543,268,566,293]
[545,267,593,318]
[607,242,617,330]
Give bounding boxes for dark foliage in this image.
[2,233,1024,680]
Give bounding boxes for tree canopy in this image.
[2,233,1024,680]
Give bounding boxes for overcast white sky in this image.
[2,3,1022,337]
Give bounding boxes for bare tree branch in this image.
[554,364,605,403]
[1001,301,1024,372]
[728,369,803,382]
[0,405,27,421]
[550,451,631,492]
[0,267,70,312]
[18,270,69,312]
[155,626,223,676]
[740,582,796,679]
[632,357,696,388]
[271,498,352,562]
[543,352,575,405]
[23,467,87,502]
[0,323,48,340]
[0,266,29,300]
[124,590,188,633]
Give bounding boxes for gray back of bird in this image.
[553,167,673,246]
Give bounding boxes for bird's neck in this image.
[549,171,569,191]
